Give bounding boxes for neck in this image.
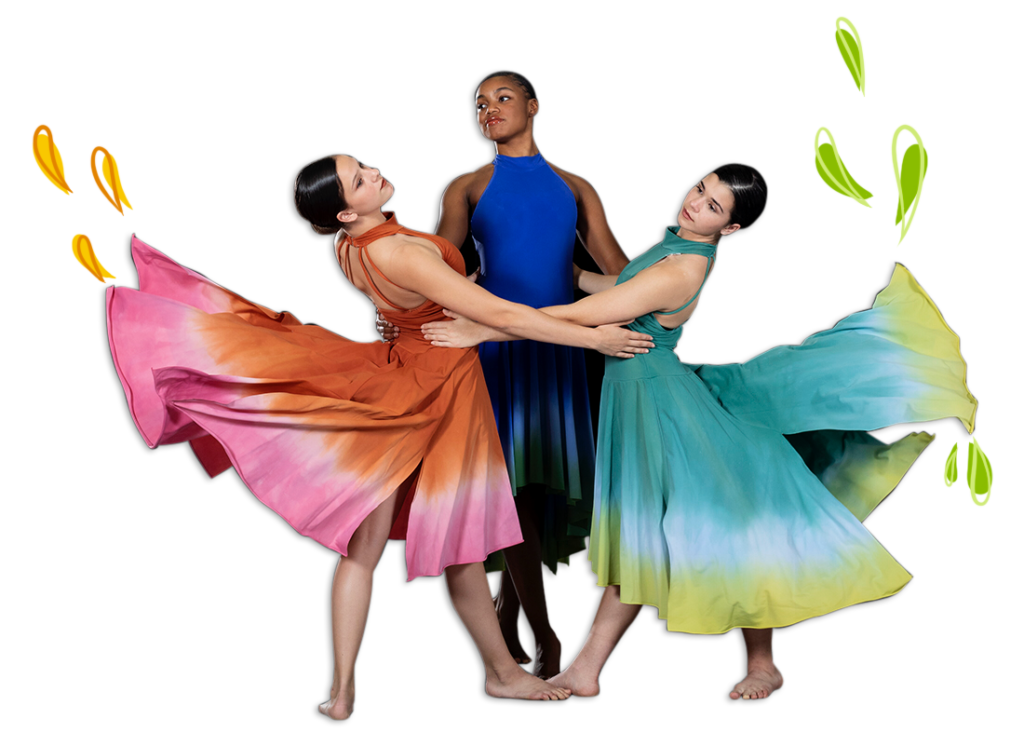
[342,210,389,239]
[494,127,540,158]
[675,224,720,245]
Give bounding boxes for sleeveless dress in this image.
[590,228,977,633]
[470,153,595,571]
[105,214,521,580]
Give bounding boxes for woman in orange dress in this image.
[105,153,652,718]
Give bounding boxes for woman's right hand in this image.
[593,323,654,358]
[376,309,399,342]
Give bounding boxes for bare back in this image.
[336,232,445,312]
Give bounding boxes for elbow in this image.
[491,307,523,333]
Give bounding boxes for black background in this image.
[16,11,999,740]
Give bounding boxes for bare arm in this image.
[423,257,706,349]
[386,243,652,356]
[576,269,619,295]
[570,174,630,275]
[434,174,474,248]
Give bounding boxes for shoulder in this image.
[548,163,608,203]
[643,253,709,287]
[442,163,493,192]
[443,164,494,204]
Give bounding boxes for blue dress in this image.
[471,153,594,570]
[590,228,977,632]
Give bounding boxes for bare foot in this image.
[318,681,355,720]
[485,667,572,701]
[548,665,599,697]
[533,632,561,680]
[730,662,783,701]
[494,594,531,665]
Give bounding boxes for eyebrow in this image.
[701,181,725,213]
[476,87,515,100]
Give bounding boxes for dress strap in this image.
[661,252,715,316]
[336,237,413,311]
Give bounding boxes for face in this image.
[334,155,394,223]
[676,173,740,238]
[475,77,537,141]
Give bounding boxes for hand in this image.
[466,269,480,284]
[593,322,655,358]
[422,310,490,348]
[376,308,399,342]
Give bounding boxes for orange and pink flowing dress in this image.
[106,214,521,579]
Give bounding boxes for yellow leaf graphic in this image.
[72,234,115,282]
[91,146,132,214]
[29,123,73,196]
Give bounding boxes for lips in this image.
[485,117,503,127]
[682,208,692,221]
[380,178,387,190]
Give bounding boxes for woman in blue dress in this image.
[423,164,977,700]
[382,71,630,678]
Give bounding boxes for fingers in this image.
[442,308,463,319]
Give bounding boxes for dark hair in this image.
[478,70,537,100]
[294,155,349,235]
[713,164,767,229]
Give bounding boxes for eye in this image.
[709,202,716,213]
[499,95,510,102]
[357,178,363,187]
[696,184,703,194]
[477,103,486,110]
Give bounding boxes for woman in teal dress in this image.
[423,164,977,700]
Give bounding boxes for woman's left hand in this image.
[422,310,491,348]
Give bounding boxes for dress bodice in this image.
[337,212,467,350]
[470,153,578,306]
[606,227,720,378]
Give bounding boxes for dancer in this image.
[105,154,654,718]
[382,71,630,678]
[423,164,977,700]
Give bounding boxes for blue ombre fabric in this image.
[471,153,594,570]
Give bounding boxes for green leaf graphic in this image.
[944,442,958,486]
[892,125,928,243]
[895,144,929,223]
[835,18,865,95]
[967,438,993,506]
[815,127,872,207]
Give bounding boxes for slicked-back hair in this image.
[713,164,767,229]
[295,156,349,235]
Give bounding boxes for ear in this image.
[338,209,358,225]
[720,223,742,237]
[528,99,539,117]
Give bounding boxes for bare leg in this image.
[501,485,560,678]
[548,585,640,697]
[494,569,531,664]
[319,488,404,720]
[730,629,784,701]
[444,562,571,701]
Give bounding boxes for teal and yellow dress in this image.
[591,228,977,633]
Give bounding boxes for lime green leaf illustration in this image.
[892,125,928,243]
[815,127,872,207]
[836,18,865,95]
[944,442,958,486]
[967,438,992,506]
[895,144,928,223]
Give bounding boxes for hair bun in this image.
[311,222,340,236]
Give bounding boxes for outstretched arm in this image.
[378,175,480,343]
[423,256,706,349]
[386,242,653,357]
